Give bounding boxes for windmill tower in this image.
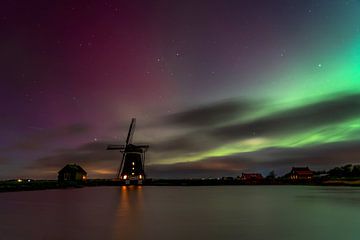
[107,118,149,184]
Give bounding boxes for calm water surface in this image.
[0,186,359,240]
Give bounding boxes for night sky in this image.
[1,0,360,179]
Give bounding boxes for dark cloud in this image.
[5,123,91,151]
[0,156,10,164]
[153,93,360,156]
[148,140,360,178]
[166,98,258,128]
[212,93,360,140]
[258,140,360,168]
[27,140,123,179]
[28,137,360,179]
[33,141,118,167]
[25,93,360,179]
[151,133,216,156]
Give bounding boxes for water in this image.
[0,186,359,240]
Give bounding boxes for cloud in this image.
[27,140,123,179]
[166,98,258,128]
[5,123,91,151]
[33,141,118,167]
[147,140,360,178]
[26,93,360,179]
[212,93,360,140]
[0,156,10,164]
[28,137,360,179]
[152,93,360,156]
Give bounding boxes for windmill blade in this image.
[116,152,126,179]
[142,151,146,172]
[107,144,125,150]
[125,118,136,145]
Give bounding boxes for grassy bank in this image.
[1,178,360,192]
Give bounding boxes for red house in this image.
[240,173,263,182]
[289,167,313,180]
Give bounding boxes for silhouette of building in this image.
[58,164,87,182]
[239,173,263,182]
[107,118,148,184]
[289,167,313,180]
[222,176,234,181]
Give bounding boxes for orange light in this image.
[139,175,142,179]
[82,175,86,180]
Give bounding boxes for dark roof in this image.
[291,167,313,175]
[58,164,87,174]
[241,173,263,179]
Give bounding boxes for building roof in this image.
[58,164,87,174]
[241,173,263,179]
[291,167,313,175]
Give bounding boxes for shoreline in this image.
[1,178,359,193]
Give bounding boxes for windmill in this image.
[107,118,149,183]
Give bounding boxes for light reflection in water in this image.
[112,185,144,239]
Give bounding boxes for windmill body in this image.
[107,118,149,184]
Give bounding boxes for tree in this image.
[328,167,343,178]
[266,170,276,179]
[351,165,360,177]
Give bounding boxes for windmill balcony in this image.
[121,174,143,180]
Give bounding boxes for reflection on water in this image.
[0,186,359,240]
[112,186,144,239]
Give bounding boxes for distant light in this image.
[27,179,31,182]
[132,172,135,175]
[82,176,86,180]
[132,167,135,170]
[318,63,322,68]
[139,175,142,179]
[132,162,135,166]
[123,175,128,180]
[17,179,23,183]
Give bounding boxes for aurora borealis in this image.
[1,0,360,179]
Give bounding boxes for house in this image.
[58,164,87,182]
[239,173,263,182]
[222,176,234,181]
[289,167,313,180]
